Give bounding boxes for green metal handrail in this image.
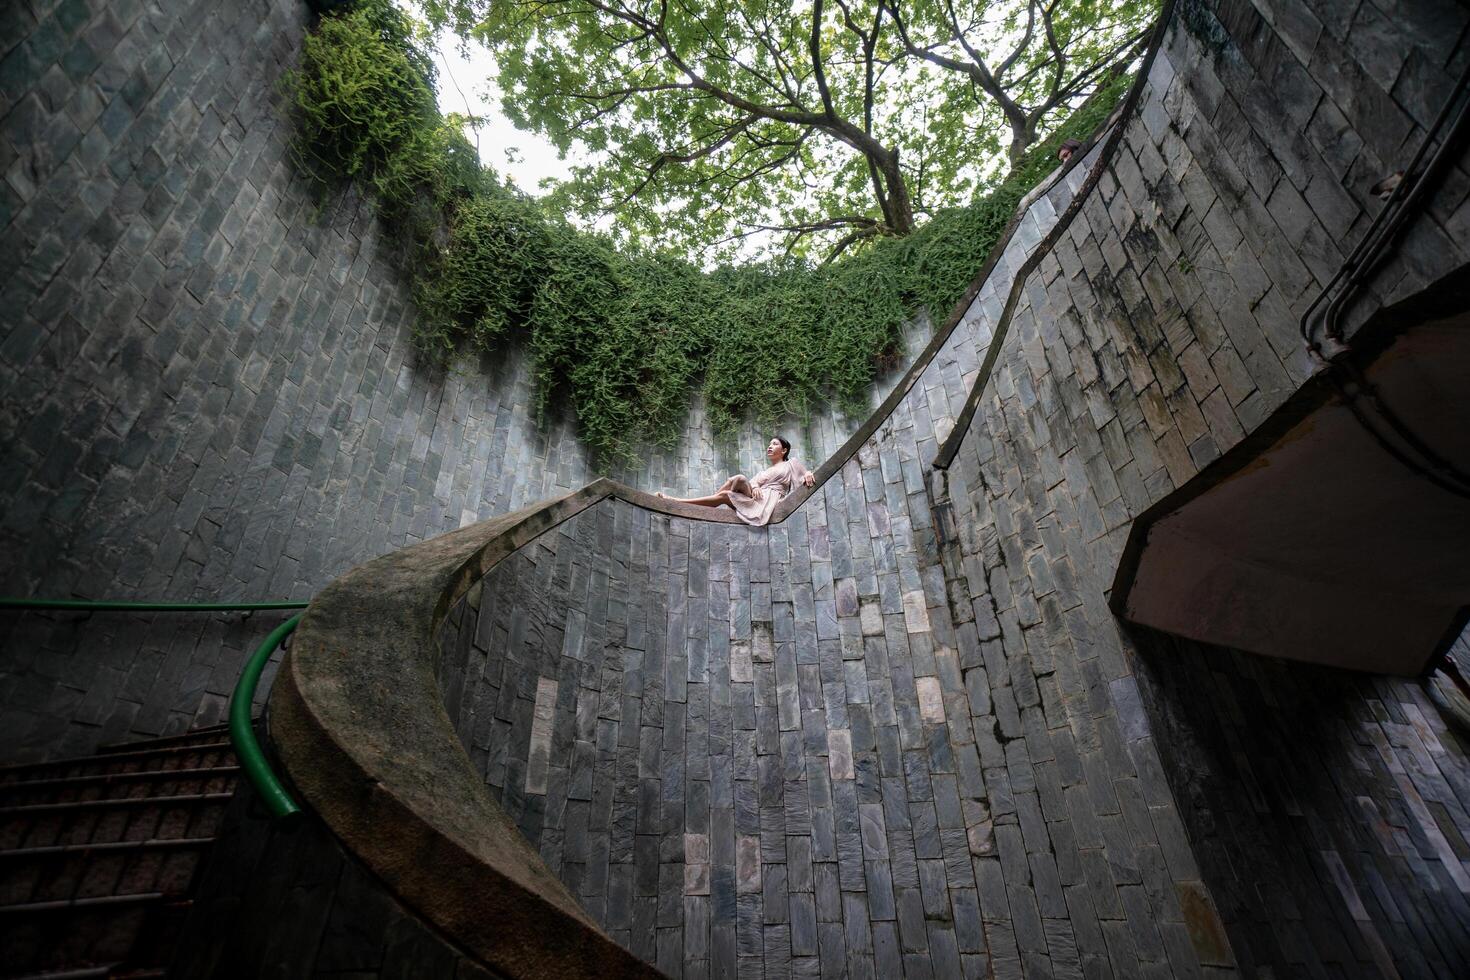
[231,613,303,819]
[2,596,308,819]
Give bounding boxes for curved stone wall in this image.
[423,121,1235,976]
[420,1,1470,976]
[0,0,926,760]
[931,0,1470,975]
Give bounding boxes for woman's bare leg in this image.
[716,474,754,494]
[657,490,734,508]
[658,475,750,506]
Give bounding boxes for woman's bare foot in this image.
[655,491,668,499]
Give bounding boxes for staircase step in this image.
[0,794,235,818]
[0,892,170,914]
[0,768,241,810]
[5,965,120,980]
[1,794,235,855]
[0,730,236,978]
[2,767,241,793]
[96,725,230,755]
[2,842,204,902]
[7,967,166,980]
[0,895,190,976]
[0,744,234,784]
[3,970,167,980]
[0,837,216,861]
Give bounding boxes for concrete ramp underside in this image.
[1116,313,1470,675]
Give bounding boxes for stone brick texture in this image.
[428,138,1222,977]
[0,0,926,760]
[172,781,511,978]
[428,1,1470,977]
[5,0,1470,978]
[932,0,1470,976]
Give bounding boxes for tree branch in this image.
[994,0,1037,80]
[808,0,839,121]
[885,0,1028,133]
[822,224,881,263]
[615,113,761,205]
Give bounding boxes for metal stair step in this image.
[0,892,173,914]
[0,793,235,819]
[0,767,241,794]
[0,837,217,861]
[95,725,230,755]
[0,744,234,783]
[0,894,190,976]
[5,969,169,980]
[0,729,238,978]
[2,964,120,980]
[0,768,241,811]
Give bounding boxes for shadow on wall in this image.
[1127,621,1470,978]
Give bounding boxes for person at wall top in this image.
[657,437,816,526]
[1056,138,1083,164]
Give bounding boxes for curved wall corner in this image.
[1114,300,1470,676]
[0,0,926,762]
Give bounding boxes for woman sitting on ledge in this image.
[657,437,816,526]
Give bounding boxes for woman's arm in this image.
[794,459,815,487]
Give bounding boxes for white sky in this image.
[430,36,577,194]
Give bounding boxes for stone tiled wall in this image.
[172,782,510,978]
[426,131,1231,979]
[1134,628,1470,978]
[434,484,1221,980]
[935,0,1470,975]
[425,1,1470,977]
[0,0,925,760]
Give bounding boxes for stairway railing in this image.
[0,597,307,818]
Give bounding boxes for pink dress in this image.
[728,459,812,526]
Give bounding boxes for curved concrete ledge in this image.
[274,481,661,979]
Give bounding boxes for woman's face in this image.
[766,438,787,463]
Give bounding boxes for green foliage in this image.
[285,1,1132,467]
[416,191,551,354]
[433,0,1155,259]
[286,4,442,217]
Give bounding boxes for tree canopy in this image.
[422,0,1155,260]
[285,0,1139,466]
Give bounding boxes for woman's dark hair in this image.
[1057,138,1082,160]
[776,436,792,461]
